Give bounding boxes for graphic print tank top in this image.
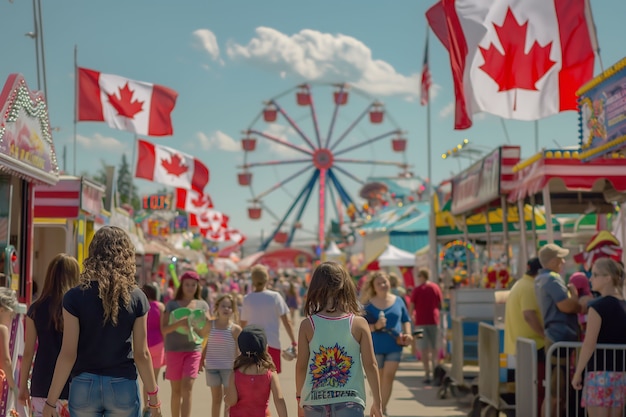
[300,314,366,408]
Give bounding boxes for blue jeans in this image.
[69,372,140,417]
[303,402,365,417]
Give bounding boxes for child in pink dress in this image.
[224,325,287,417]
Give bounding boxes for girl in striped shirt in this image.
[200,294,242,417]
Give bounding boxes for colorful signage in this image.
[0,74,58,184]
[578,58,626,161]
[451,149,501,215]
[142,194,172,211]
[450,146,520,215]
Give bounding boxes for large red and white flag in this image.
[175,188,213,214]
[77,67,178,136]
[189,209,229,230]
[426,0,595,129]
[203,227,246,245]
[135,139,209,191]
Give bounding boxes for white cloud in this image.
[226,27,424,100]
[196,131,239,151]
[439,102,455,119]
[76,133,126,152]
[192,29,223,64]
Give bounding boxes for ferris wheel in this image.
[237,83,410,251]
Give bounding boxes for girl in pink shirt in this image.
[224,325,287,417]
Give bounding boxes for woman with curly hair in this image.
[43,226,161,417]
[360,271,412,417]
[19,253,80,417]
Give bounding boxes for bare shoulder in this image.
[232,323,243,336]
[299,316,312,331]
[351,315,369,328]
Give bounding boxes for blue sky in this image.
[0,1,624,243]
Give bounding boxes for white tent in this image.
[325,241,342,256]
[378,244,416,267]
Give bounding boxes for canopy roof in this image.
[508,151,626,212]
[378,244,416,267]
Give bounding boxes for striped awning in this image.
[34,176,105,218]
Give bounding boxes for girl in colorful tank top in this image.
[224,325,287,417]
[199,294,242,417]
[295,261,383,417]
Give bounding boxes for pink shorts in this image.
[268,347,282,374]
[149,342,165,368]
[165,350,202,380]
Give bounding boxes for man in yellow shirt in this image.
[504,257,545,415]
[504,257,545,356]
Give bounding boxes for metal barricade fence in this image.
[544,341,626,417]
[478,322,500,409]
[450,317,464,383]
[516,338,538,417]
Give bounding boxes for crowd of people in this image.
[504,242,626,417]
[5,225,625,417]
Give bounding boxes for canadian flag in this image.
[189,209,229,230]
[135,139,209,192]
[77,67,178,136]
[203,227,246,245]
[426,0,595,129]
[175,188,213,214]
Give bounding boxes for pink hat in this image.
[180,271,200,282]
[569,272,591,296]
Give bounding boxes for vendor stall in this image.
[447,145,521,273]
[0,74,59,416]
[33,175,105,287]
[0,74,59,302]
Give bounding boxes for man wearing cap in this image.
[504,257,545,415]
[535,243,587,417]
[240,265,297,374]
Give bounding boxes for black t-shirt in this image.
[588,295,626,372]
[27,297,70,399]
[63,282,149,379]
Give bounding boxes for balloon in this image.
[169,263,180,288]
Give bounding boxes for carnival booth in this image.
[437,146,521,325]
[0,74,59,301]
[0,74,59,415]
[508,152,626,265]
[33,175,105,286]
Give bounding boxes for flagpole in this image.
[129,134,138,207]
[534,120,539,153]
[73,44,77,175]
[423,28,438,283]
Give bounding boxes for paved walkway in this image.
[154,317,473,417]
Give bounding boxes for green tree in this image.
[117,154,139,210]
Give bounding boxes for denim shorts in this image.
[375,351,402,368]
[205,369,232,387]
[69,372,140,417]
[303,401,365,417]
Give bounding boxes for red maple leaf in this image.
[479,8,556,92]
[161,154,189,177]
[107,83,144,118]
[191,193,213,208]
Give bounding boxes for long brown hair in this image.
[303,262,361,316]
[30,254,80,332]
[81,226,137,326]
